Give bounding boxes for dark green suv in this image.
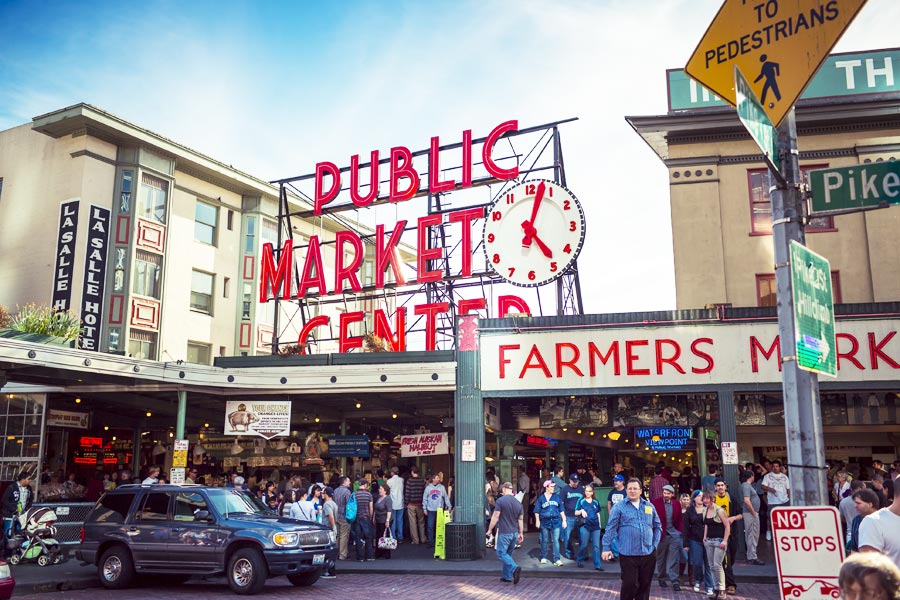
[76,484,336,594]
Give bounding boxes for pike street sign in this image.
[809,161,900,215]
[735,66,780,174]
[789,241,836,377]
[685,0,868,127]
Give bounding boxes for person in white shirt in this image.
[386,466,405,542]
[142,465,160,485]
[858,489,900,568]
[760,460,790,542]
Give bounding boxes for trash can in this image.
[444,522,477,561]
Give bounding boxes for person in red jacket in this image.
[652,484,685,591]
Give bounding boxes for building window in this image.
[186,342,211,365]
[120,171,133,213]
[242,283,252,319]
[223,277,230,298]
[245,217,256,253]
[748,166,834,234]
[194,200,218,245]
[227,210,234,231]
[128,330,157,360]
[108,327,120,351]
[138,173,168,224]
[191,270,214,314]
[756,271,842,307]
[133,250,162,299]
[261,219,278,246]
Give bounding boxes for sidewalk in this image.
[11,532,778,596]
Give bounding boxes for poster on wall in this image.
[540,397,608,428]
[847,392,898,425]
[224,400,291,440]
[735,394,767,426]
[613,395,689,427]
[502,398,540,429]
[325,435,370,458]
[46,409,89,429]
[400,432,449,457]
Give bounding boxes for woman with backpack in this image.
[575,484,604,571]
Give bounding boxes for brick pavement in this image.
[38,574,784,599]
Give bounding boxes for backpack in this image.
[345,492,358,523]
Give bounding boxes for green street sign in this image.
[734,66,780,174]
[789,241,837,377]
[809,161,900,215]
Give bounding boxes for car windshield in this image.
[207,489,271,516]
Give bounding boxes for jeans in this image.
[704,538,727,591]
[577,527,601,568]
[689,539,713,589]
[426,510,438,545]
[540,525,561,562]
[353,518,374,560]
[619,553,657,600]
[743,511,760,560]
[496,532,518,580]
[391,508,405,540]
[656,532,683,583]
[560,517,576,557]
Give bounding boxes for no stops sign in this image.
[772,506,845,600]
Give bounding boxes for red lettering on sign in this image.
[691,338,714,374]
[458,298,486,315]
[429,135,455,194]
[298,315,330,353]
[350,151,379,207]
[750,336,781,373]
[499,344,520,379]
[259,240,292,302]
[519,344,551,378]
[298,235,327,297]
[374,307,406,352]
[314,161,341,214]
[837,333,864,370]
[375,221,408,288]
[334,230,363,293]
[555,343,583,377]
[389,146,419,203]
[588,341,620,376]
[655,339,686,374]
[448,207,485,277]
[461,129,473,188]
[497,295,531,317]
[417,214,443,283]
[625,340,650,376]
[868,331,900,369]
[482,120,519,180]
[339,311,365,353]
[414,302,450,351]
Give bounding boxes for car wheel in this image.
[287,568,322,587]
[227,548,267,595]
[99,546,135,590]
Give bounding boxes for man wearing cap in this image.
[559,473,585,560]
[651,484,684,590]
[486,482,524,585]
[607,475,627,559]
[386,466,405,542]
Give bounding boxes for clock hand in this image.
[522,181,546,247]
[521,221,553,258]
[530,231,553,258]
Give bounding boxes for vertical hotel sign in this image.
[79,206,110,351]
[52,200,79,311]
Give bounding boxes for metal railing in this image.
[34,502,94,545]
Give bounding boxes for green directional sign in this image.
[734,66,780,174]
[809,161,900,215]
[789,241,836,377]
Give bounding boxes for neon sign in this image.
[635,427,696,451]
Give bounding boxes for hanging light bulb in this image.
[314,416,320,423]
[146,411,152,417]
[355,402,362,409]
[152,441,166,455]
[230,439,244,455]
[75,397,81,404]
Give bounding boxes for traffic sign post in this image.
[772,506,845,600]
[686,0,867,126]
[735,65,780,174]
[790,242,837,377]
[809,161,900,215]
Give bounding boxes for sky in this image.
[2,0,898,315]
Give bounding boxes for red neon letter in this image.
[482,120,519,180]
[339,311,365,353]
[259,240,292,302]
[750,336,781,373]
[836,333,864,370]
[655,339,686,374]
[519,345,551,378]
[414,302,450,351]
[297,235,327,297]
[461,129,473,188]
[417,214,443,283]
[389,146,420,203]
[375,220,408,288]
[374,307,406,352]
[350,151,379,207]
[868,331,900,369]
[334,230,364,293]
[588,341,620,376]
[497,295,531,317]
[298,315,330,354]
[429,136,455,194]
[555,343,584,377]
[499,344,520,379]
[448,207,485,277]
[458,298,487,315]
[625,340,650,376]
[691,338,714,374]
[314,161,341,215]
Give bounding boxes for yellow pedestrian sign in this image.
[685,0,867,127]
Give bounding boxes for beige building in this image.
[0,104,403,361]
[629,48,900,310]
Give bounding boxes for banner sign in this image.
[772,507,845,600]
[224,400,291,440]
[47,409,89,429]
[400,432,449,457]
[51,200,79,312]
[481,319,900,392]
[634,427,696,451]
[173,439,189,468]
[325,435,370,457]
[79,205,110,351]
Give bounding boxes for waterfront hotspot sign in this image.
[809,161,900,215]
[789,242,837,377]
[772,506,845,600]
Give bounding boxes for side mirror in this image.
[193,510,213,522]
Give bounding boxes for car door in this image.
[130,491,174,569]
[168,491,227,572]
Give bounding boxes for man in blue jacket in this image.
[559,473,585,560]
[602,478,662,600]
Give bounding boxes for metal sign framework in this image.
[268,118,584,353]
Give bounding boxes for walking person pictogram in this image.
[754,54,781,105]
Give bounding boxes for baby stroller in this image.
[7,506,62,566]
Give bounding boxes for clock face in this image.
[482,179,585,287]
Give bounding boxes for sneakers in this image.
[673,583,681,592]
[321,573,336,579]
[553,560,564,566]
[750,559,766,566]
[659,580,668,588]
[707,589,715,597]
[540,558,549,564]
[595,567,605,572]
[694,583,702,593]
[766,531,772,541]
[513,566,522,585]
[726,585,737,595]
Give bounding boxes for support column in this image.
[455,316,485,557]
[176,390,187,440]
[495,431,520,483]
[718,389,746,556]
[131,427,142,479]
[697,426,708,486]
[340,420,347,478]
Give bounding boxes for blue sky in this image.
[2,0,898,314]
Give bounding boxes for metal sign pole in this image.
[770,109,828,507]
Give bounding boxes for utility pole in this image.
[769,109,828,507]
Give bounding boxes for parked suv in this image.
[77,484,336,594]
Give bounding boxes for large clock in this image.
[482,179,585,287]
